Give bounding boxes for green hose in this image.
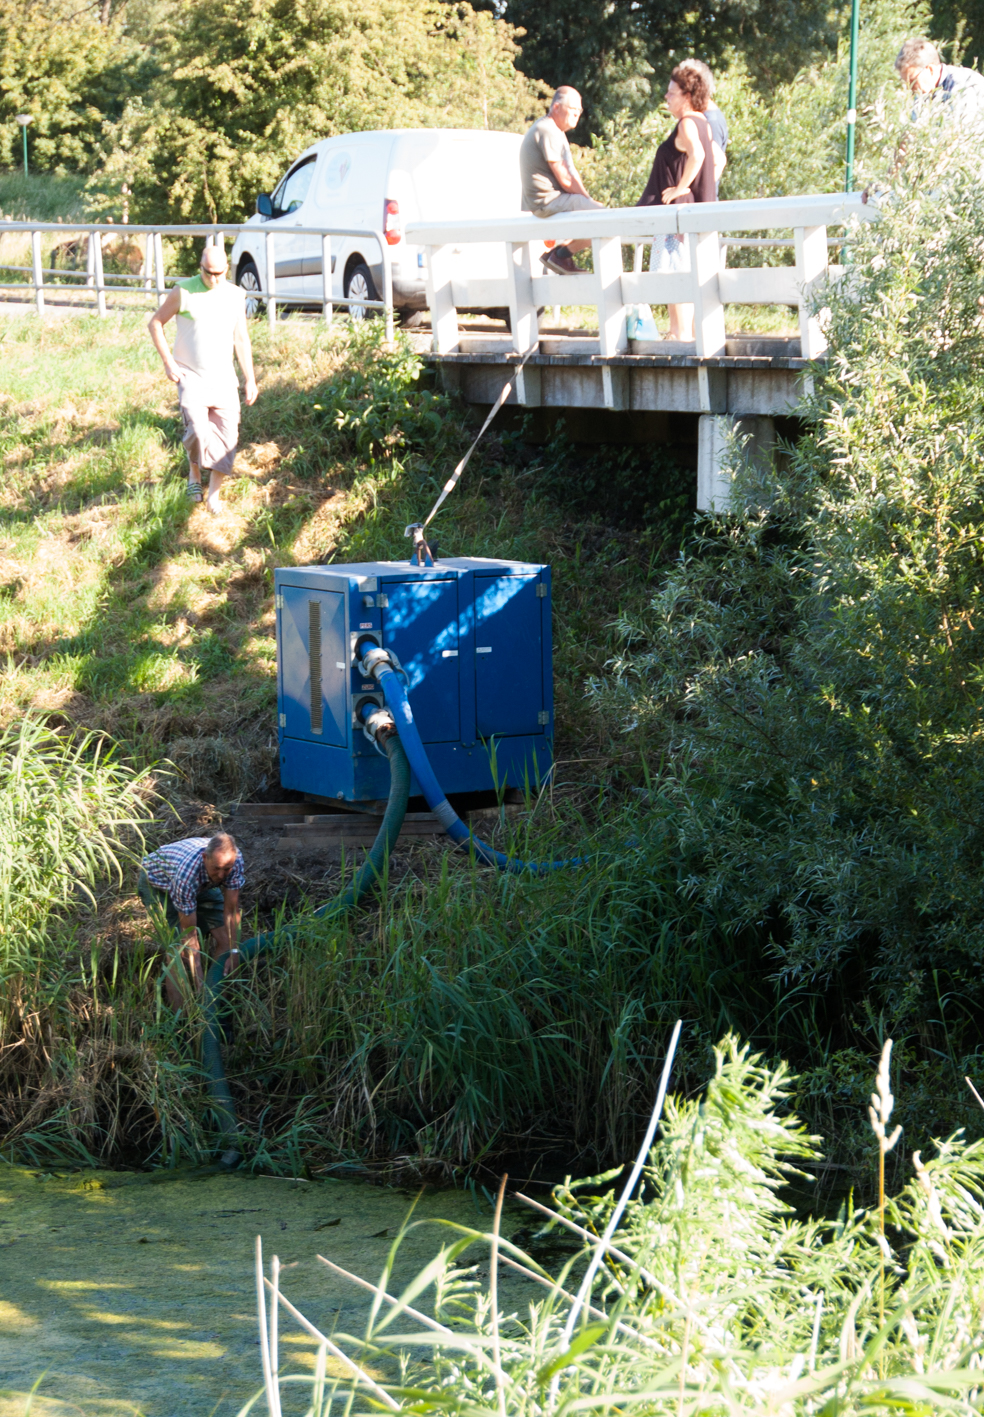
[201,734,411,1167]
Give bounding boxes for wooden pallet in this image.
[276,812,442,852]
[230,799,519,855]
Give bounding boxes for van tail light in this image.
[383,199,401,246]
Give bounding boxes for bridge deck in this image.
[411,333,810,417]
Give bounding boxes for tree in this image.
[480,0,651,137]
[925,0,984,70]
[488,0,837,137]
[0,0,141,171]
[86,0,547,223]
[579,0,931,207]
[492,0,983,139]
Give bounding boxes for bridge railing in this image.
[0,221,396,339]
[407,193,869,403]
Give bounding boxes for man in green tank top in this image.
[148,243,258,513]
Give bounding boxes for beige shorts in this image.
[534,193,604,218]
[178,380,240,476]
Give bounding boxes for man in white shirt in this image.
[519,87,602,274]
[148,243,258,513]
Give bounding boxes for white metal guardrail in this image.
[0,221,396,339]
[407,193,870,383]
[0,196,870,380]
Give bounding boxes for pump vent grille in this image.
[308,600,323,734]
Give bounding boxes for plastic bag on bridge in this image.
[626,303,660,341]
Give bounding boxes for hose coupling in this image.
[362,706,396,745]
[358,644,394,679]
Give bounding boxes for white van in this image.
[229,128,523,322]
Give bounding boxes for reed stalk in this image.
[868,1036,901,1365]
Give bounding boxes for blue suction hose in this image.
[363,649,582,875]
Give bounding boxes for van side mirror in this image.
[256,192,274,218]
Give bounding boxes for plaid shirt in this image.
[141,837,245,915]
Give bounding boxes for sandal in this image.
[186,480,203,502]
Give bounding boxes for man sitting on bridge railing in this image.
[520,86,603,275]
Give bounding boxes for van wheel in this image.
[345,262,378,321]
[237,258,263,317]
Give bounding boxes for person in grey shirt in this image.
[896,37,984,124]
[675,59,728,192]
[520,87,603,274]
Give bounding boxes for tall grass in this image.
[0,171,85,222]
[252,1037,984,1417]
[0,716,169,1167]
[0,716,151,975]
[0,792,728,1172]
[0,772,935,1181]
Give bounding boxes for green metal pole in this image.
[845,0,861,190]
[22,125,28,177]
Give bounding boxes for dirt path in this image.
[0,1163,529,1417]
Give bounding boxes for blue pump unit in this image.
[275,558,553,802]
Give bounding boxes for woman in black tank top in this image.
[637,110,716,208]
[636,64,720,339]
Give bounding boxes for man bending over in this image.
[148,243,258,514]
[520,87,603,274]
[138,832,245,1008]
[895,37,984,123]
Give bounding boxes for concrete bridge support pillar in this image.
[697,414,777,513]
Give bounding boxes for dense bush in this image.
[0,171,85,222]
[537,428,696,544]
[589,125,984,1054]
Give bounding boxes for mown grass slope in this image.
[0,313,661,795]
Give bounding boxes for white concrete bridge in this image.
[0,191,868,509]
[406,191,869,509]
